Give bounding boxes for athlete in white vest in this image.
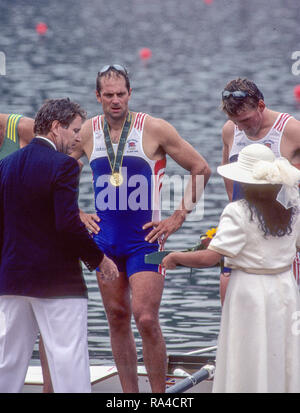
[229,112,293,200]
[71,65,211,392]
[220,78,300,304]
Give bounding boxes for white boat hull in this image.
[22,364,213,393]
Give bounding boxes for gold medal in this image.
[103,112,132,188]
[110,172,123,187]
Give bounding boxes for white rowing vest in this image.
[229,112,293,162]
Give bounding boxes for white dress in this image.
[208,200,300,393]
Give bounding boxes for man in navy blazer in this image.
[0,98,118,393]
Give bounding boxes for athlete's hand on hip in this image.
[143,212,186,248]
[79,210,101,234]
[97,255,119,281]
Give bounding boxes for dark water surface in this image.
[1,0,300,362]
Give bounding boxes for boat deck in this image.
[22,353,215,393]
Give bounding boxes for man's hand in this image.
[143,210,186,248]
[97,255,119,281]
[79,210,100,234]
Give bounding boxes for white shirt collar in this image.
[36,136,57,151]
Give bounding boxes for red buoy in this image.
[294,85,300,102]
[36,22,48,35]
[139,48,152,61]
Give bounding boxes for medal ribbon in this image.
[103,112,132,177]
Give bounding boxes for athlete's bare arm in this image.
[280,117,300,167]
[142,116,211,246]
[221,120,235,201]
[0,114,34,148]
[71,118,94,160]
[18,117,35,147]
[70,118,101,234]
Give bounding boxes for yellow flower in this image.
[205,227,218,239]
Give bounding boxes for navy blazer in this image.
[0,137,104,298]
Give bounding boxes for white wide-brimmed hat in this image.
[217,143,300,208]
[217,143,300,185]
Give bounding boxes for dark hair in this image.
[242,183,295,237]
[222,78,264,116]
[96,66,131,94]
[34,98,86,135]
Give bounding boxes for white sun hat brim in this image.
[217,162,272,184]
[217,143,276,184]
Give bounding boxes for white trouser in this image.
[0,295,91,393]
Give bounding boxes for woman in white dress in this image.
[162,143,300,393]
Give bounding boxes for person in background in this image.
[0,113,34,156]
[162,143,300,393]
[0,98,118,392]
[219,77,300,304]
[71,64,211,392]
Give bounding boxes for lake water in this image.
[1,0,300,363]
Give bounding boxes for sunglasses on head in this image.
[222,90,251,100]
[98,64,128,76]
